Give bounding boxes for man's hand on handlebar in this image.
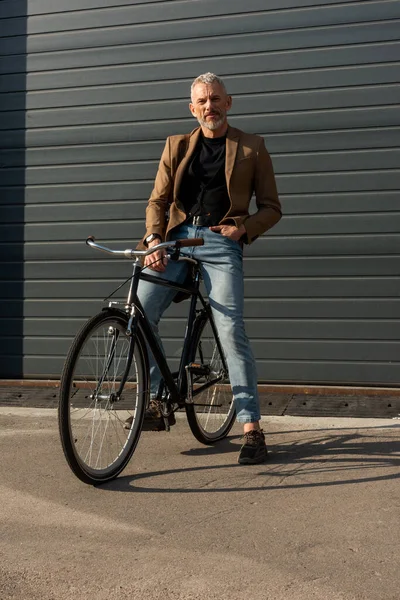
[145,238,168,272]
[143,237,205,271]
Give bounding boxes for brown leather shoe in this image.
[124,399,176,431]
[238,429,268,464]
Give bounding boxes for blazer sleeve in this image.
[243,138,282,244]
[143,137,173,243]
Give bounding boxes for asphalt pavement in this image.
[0,407,399,600]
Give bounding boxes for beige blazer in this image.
[143,125,282,245]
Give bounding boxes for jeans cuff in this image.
[236,415,261,424]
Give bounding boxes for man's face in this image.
[189,82,232,131]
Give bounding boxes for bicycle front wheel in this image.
[59,310,148,485]
[185,310,236,444]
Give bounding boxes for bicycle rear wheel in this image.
[59,309,148,485]
[185,310,236,444]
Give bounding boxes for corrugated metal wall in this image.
[1,0,400,384]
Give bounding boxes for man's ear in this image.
[226,95,232,111]
[189,102,196,118]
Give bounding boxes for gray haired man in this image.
[137,73,282,463]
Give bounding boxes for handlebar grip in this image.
[176,238,204,248]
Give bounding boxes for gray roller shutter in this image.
[1,0,400,384]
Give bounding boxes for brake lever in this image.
[167,247,180,262]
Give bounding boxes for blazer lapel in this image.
[173,125,240,202]
[173,127,201,201]
[225,126,240,197]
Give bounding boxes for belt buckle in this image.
[193,215,200,226]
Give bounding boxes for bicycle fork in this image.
[91,260,143,405]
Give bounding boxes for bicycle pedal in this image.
[187,362,210,377]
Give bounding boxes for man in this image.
[135,72,281,464]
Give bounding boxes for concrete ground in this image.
[0,408,399,600]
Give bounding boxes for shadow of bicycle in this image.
[101,426,400,494]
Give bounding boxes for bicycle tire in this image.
[58,309,148,485]
[185,310,236,444]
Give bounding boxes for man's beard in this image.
[197,110,226,131]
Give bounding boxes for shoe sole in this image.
[238,451,268,465]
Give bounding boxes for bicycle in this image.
[58,236,236,485]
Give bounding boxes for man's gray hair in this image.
[190,72,227,100]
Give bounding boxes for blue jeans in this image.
[137,224,261,423]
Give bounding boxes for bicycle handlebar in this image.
[86,236,204,258]
[175,238,204,248]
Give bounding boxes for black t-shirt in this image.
[179,134,231,224]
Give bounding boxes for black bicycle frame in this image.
[122,260,211,405]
